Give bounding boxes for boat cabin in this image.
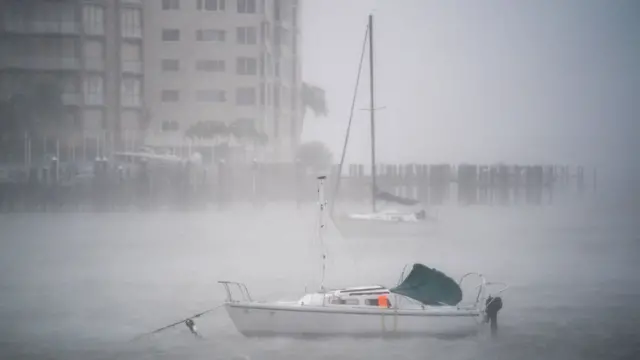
[297,285,394,308]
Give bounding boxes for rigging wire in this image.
[327,22,370,282]
[329,21,370,217]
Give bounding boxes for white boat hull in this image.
[225,303,483,338]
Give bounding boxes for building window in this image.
[273,83,280,107]
[83,5,104,35]
[83,109,104,133]
[266,82,271,105]
[235,118,256,128]
[83,75,104,105]
[162,121,180,131]
[121,78,141,107]
[197,0,226,11]
[196,29,226,42]
[162,0,180,10]
[236,57,257,75]
[121,8,142,38]
[293,4,298,27]
[292,85,298,110]
[121,43,142,73]
[274,0,281,20]
[292,31,298,55]
[273,26,290,46]
[5,1,75,33]
[237,0,256,13]
[236,27,257,45]
[195,60,225,72]
[273,114,279,138]
[281,57,294,82]
[236,87,256,106]
[260,21,271,44]
[162,59,180,71]
[121,110,141,131]
[196,90,226,102]
[162,29,180,41]
[84,40,104,70]
[259,83,265,105]
[161,90,180,102]
[281,85,289,108]
[266,53,273,75]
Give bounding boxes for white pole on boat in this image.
[368,14,377,214]
[317,175,328,291]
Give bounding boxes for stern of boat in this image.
[457,273,508,321]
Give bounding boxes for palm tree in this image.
[0,81,71,163]
[184,120,230,162]
[296,141,333,173]
[301,82,328,130]
[302,82,328,118]
[228,118,268,154]
[185,120,229,140]
[31,82,67,138]
[0,99,18,161]
[229,118,258,139]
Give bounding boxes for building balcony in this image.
[84,94,104,106]
[122,32,143,40]
[121,61,142,74]
[121,97,142,108]
[120,0,143,6]
[0,21,81,36]
[0,57,80,71]
[85,58,105,71]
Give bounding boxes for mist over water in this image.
[1,0,639,358]
[1,199,639,360]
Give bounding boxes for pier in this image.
[0,158,596,212]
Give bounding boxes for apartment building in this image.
[0,0,144,156]
[144,0,302,162]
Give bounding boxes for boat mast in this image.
[317,175,328,291]
[329,23,370,218]
[368,14,377,213]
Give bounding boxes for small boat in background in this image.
[330,14,438,238]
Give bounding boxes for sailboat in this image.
[330,15,438,239]
[219,173,507,338]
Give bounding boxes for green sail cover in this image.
[390,264,463,306]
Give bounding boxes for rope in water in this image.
[129,304,224,342]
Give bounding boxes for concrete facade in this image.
[0,0,144,151]
[143,0,302,162]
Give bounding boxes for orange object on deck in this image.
[378,295,389,308]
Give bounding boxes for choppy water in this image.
[1,202,639,360]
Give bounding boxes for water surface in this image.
[1,202,638,359]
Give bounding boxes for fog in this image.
[301,0,639,174]
[1,0,639,359]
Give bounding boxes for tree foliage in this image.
[296,141,333,172]
[185,119,268,145]
[302,82,328,117]
[184,120,229,139]
[0,81,67,139]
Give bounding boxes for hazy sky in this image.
[300,0,640,173]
